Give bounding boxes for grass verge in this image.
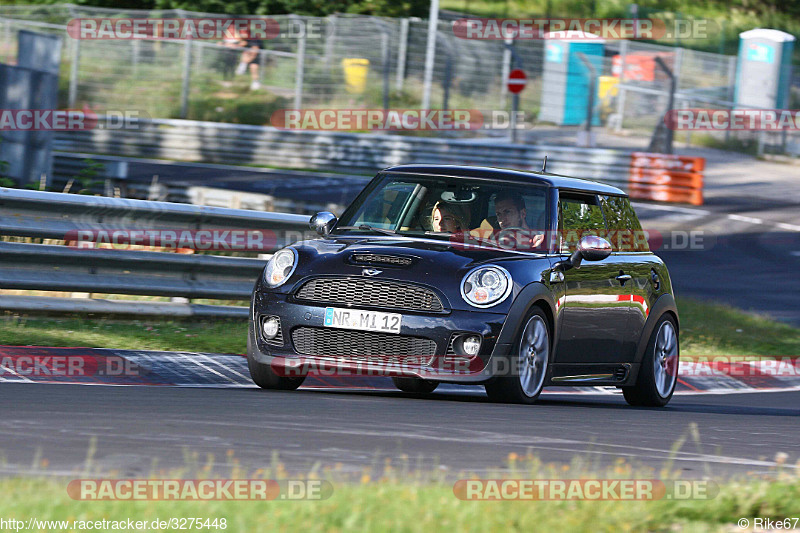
[1,297,798,358]
[0,451,798,532]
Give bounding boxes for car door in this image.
[599,194,658,362]
[555,192,631,364]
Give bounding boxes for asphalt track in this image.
[2,383,798,480]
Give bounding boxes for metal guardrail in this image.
[53,118,635,186]
[0,187,309,317]
[49,152,363,213]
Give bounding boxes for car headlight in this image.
[461,265,512,308]
[264,248,298,287]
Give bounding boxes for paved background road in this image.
[2,383,797,480]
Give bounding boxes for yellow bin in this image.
[598,75,619,119]
[342,58,370,94]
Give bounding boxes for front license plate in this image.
[323,307,402,334]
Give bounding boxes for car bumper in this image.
[248,290,509,383]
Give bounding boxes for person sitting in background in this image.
[220,28,263,91]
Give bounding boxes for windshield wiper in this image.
[335,224,398,236]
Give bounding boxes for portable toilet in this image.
[539,31,605,126]
[735,29,795,109]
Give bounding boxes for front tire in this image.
[247,355,305,390]
[484,307,550,404]
[623,314,679,407]
[392,377,438,394]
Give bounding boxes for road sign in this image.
[507,69,527,94]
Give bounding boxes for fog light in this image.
[262,317,280,339]
[462,336,481,356]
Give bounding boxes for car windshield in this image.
[333,173,549,243]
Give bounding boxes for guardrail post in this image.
[395,18,409,91]
[68,35,80,108]
[294,28,306,109]
[180,39,193,119]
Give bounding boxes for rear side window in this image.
[558,193,607,253]
[600,195,650,252]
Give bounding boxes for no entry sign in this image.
[507,69,527,94]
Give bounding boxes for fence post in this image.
[294,29,306,109]
[576,52,597,147]
[614,39,627,132]
[132,39,140,76]
[68,36,80,108]
[500,36,512,107]
[180,38,193,119]
[421,0,440,110]
[381,30,390,110]
[395,18,409,91]
[3,18,10,63]
[673,47,684,91]
[323,15,336,72]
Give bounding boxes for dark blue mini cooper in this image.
[248,165,679,406]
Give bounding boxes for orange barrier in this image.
[628,152,705,206]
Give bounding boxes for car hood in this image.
[283,236,551,312]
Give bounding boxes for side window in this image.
[558,193,607,253]
[600,195,650,252]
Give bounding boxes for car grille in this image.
[291,327,437,360]
[294,278,444,312]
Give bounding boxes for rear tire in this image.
[623,314,679,407]
[484,307,550,404]
[247,355,305,390]
[392,376,438,394]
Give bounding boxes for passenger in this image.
[431,201,468,233]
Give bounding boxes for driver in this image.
[471,191,545,251]
[494,191,529,230]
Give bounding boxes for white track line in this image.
[727,214,764,225]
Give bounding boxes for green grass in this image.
[678,298,800,357]
[0,453,798,532]
[0,316,247,354]
[1,297,798,358]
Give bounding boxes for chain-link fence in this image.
[1,3,797,154]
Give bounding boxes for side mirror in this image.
[310,211,337,236]
[567,235,612,269]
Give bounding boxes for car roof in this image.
[381,164,627,196]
